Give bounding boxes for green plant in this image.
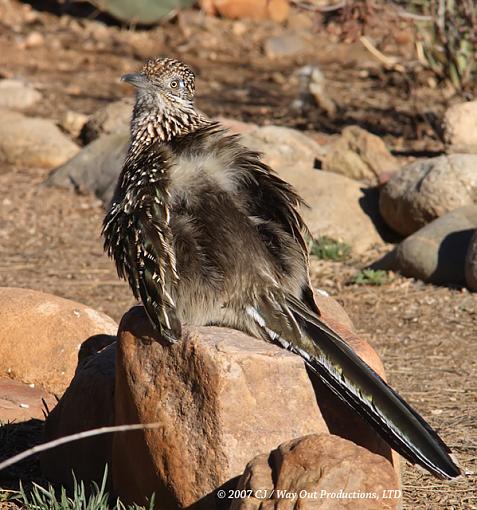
[351,269,390,285]
[0,489,15,502]
[91,0,195,24]
[399,0,477,90]
[310,236,351,262]
[14,467,154,510]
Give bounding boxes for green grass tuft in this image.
[13,467,154,510]
[351,269,390,286]
[310,236,351,262]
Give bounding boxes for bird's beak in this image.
[121,72,149,89]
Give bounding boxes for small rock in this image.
[465,229,477,291]
[41,338,116,491]
[81,99,132,143]
[200,0,289,22]
[23,31,44,48]
[264,33,307,59]
[60,110,89,138]
[0,377,56,422]
[232,21,247,36]
[0,79,42,111]
[322,126,398,184]
[380,154,477,236]
[231,434,399,510]
[0,110,79,168]
[0,287,118,394]
[46,132,130,205]
[444,101,477,153]
[375,206,477,285]
[287,9,315,31]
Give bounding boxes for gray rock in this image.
[81,99,133,143]
[46,132,130,205]
[264,34,307,58]
[296,171,385,253]
[0,79,42,110]
[465,229,477,291]
[376,206,477,285]
[0,110,79,168]
[444,101,477,154]
[380,154,477,236]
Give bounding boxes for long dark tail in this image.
[248,294,461,480]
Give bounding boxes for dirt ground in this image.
[0,1,476,509]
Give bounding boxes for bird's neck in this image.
[129,97,209,156]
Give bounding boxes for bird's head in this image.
[122,57,205,145]
[122,57,196,110]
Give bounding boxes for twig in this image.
[359,35,405,72]
[0,422,162,472]
[291,0,347,13]
[389,1,433,21]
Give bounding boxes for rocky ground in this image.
[0,1,476,509]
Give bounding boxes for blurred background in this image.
[0,1,476,509]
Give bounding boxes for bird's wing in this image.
[247,292,460,480]
[174,123,310,259]
[103,147,181,343]
[236,153,310,257]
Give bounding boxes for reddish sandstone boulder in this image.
[0,287,118,395]
[230,434,400,510]
[0,377,56,422]
[200,0,289,22]
[40,336,116,491]
[113,306,329,509]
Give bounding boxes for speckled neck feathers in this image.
[129,98,210,157]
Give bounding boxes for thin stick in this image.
[359,36,405,72]
[0,422,162,472]
[291,0,347,13]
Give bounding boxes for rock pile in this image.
[41,293,400,508]
[375,102,477,290]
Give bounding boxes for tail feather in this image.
[248,296,461,480]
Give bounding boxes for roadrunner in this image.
[103,57,460,480]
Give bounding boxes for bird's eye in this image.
[170,80,179,89]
